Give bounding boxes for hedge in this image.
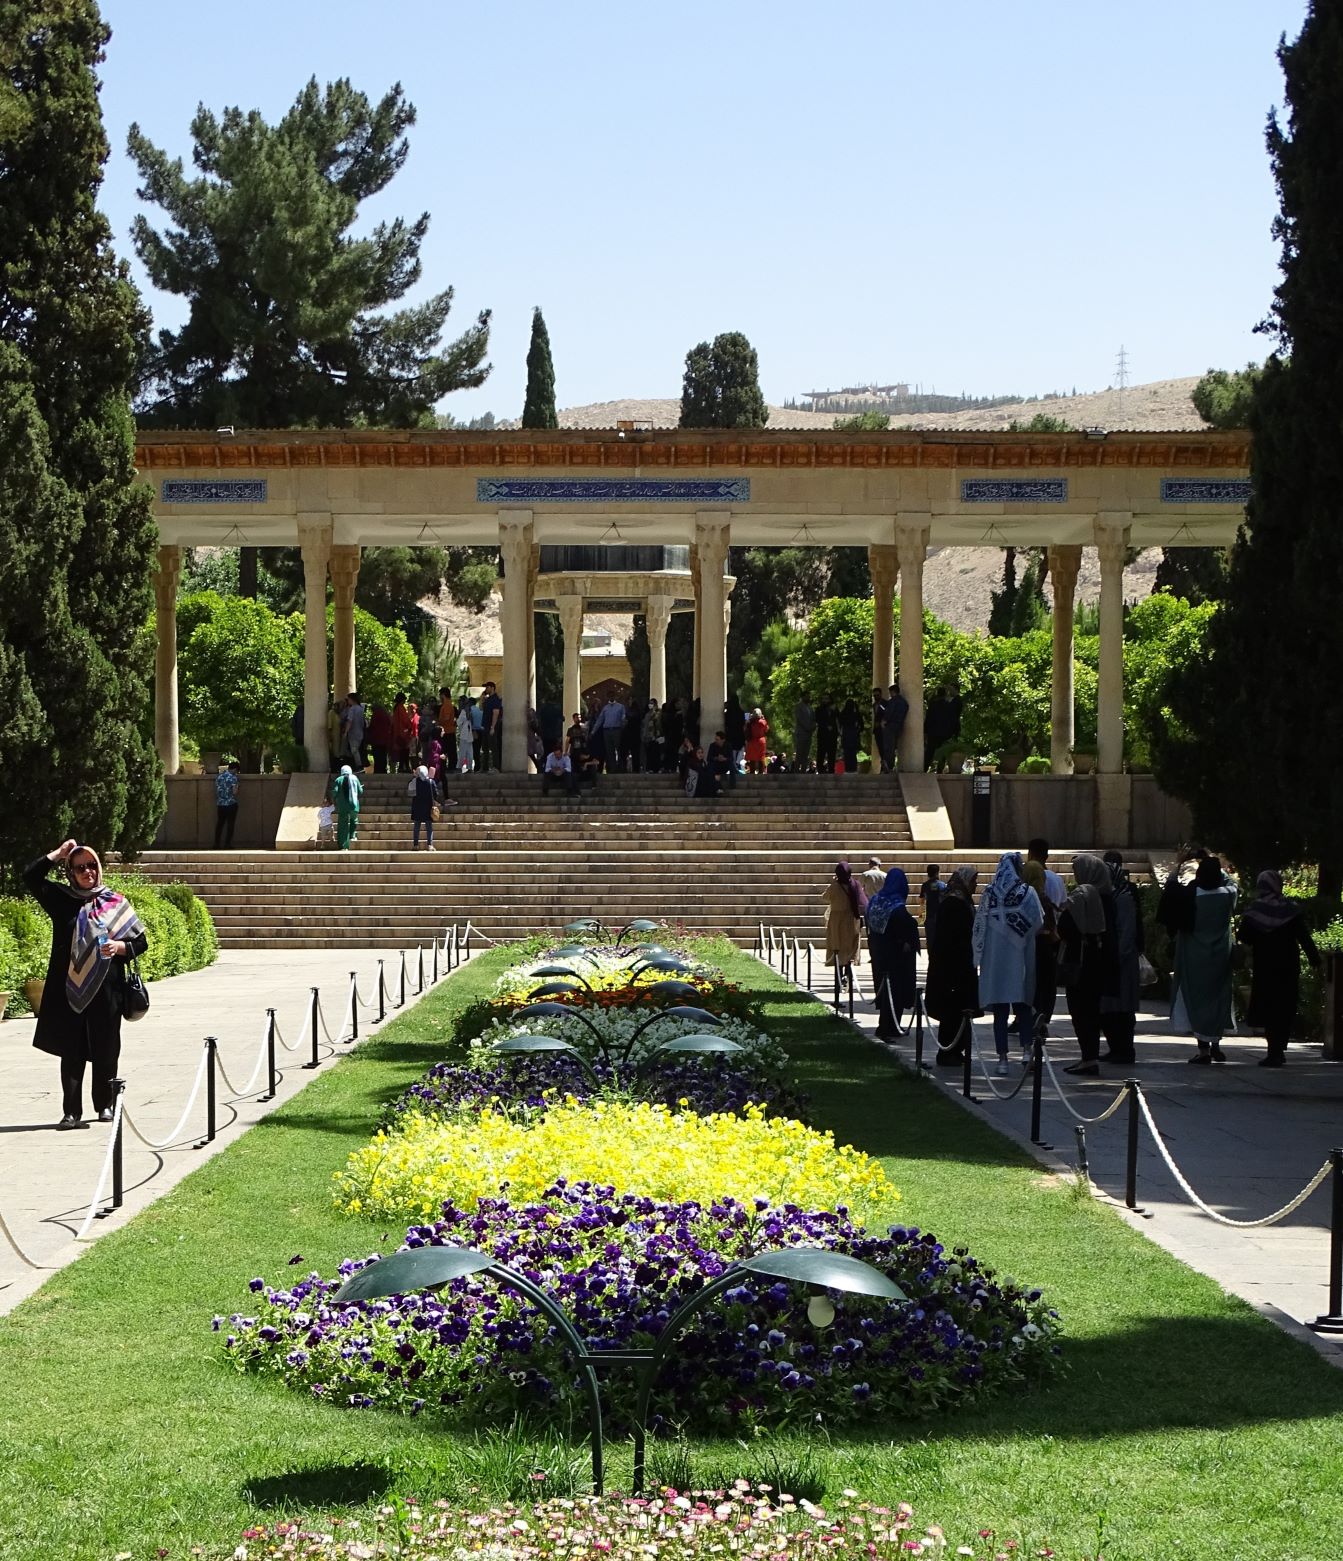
[0,874,218,1017]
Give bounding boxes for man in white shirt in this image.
[861,856,887,896]
[541,742,577,798]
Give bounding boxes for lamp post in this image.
[332,1246,607,1493]
[529,979,587,1000]
[615,918,660,945]
[630,954,693,980]
[530,963,596,992]
[511,1000,612,1061]
[617,1007,723,1067]
[631,1032,744,1078]
[489,1031,599,1083]
[564,918,603,937]
[552,944,604,967]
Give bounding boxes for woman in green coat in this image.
[333,764,363,850]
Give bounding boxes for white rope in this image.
[933,1012,971,1059]
[758,922,766,956]
[880,979,907,1037]
[462,919,500,946]
[274,1007,309,1055]
[122,1042,211,1150]
[0,1204,48,1269]
[352,974,376,1011]
[319,986,353,1047]
[1136,1090,1333,1228]
[1039,1051,1131,1125]
[970,1028,1034,1101]
[73,1091,127,1241]
[214,1016,274,1099]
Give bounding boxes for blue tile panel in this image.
[1159,479,1252,505]
[161,479,268,504]
[476,478,750,504]
[959,478,1067,504]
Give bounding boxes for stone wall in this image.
[155,775,290,849]
[937,774,1191,849]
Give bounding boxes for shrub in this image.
[224,1189,1059,1432]
[336,1101,895,1223]
[156,881,218,969]
[0,897,52,1014]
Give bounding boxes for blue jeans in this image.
[990,1001,1033,1058]
[413,820,434,848]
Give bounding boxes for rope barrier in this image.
[933,1012,970,1058]
[213,1015,274,1100]
[273,1009,308,1055]
[318,987,352,1048]
[461,920,500,946]
[1038,1050,1131,1125]
[0,1205,48,1269]
[1136,1089,1333,1229]
[969,1029,1034,1102]
[121,1042,211,1151]
[73,1091,128,1242]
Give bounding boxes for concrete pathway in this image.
[790,956,1343,1360]
[0,938,478,1315]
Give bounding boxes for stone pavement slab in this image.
[787,955,1343,1359]
[0,941,477,1315]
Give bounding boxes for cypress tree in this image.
[677,332,768,429]
[521,307,558,429]
[1160,1,1343,893]
[0,1,163,875]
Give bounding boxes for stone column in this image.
[298,515,333,771]
[557,595,585,721]
[498,514,535,772]
[868,543,898,692]
[689,542,702,700]
[153,543,183,775]
[695,516,731,735]
[328,544,361,701]
[645,594,674,706]
[1047,544,1082,774]
[895,516,930,772]
[526,543,540,706]
[1095,515,1130,776]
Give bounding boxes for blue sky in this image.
[98,0,1306,421]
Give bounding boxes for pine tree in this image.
[677,332,768,429]
[1160,1,1343,893]
[521,307,558,429]
[0,1,162,875]
[129,77,491,428]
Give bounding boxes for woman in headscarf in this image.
[839,699,862,773]
[1058,854,1117,1075]
[926,866,979,1066]
[1021,856,1059,1054]
[1237,871,1320,1066]
[865,868,920,1038]
[1099,850,1144,1065]
[744,708,769,775]
[333,763,363,851]
[822,862,866,988]
[1170,854,1237,1063]
[973,852,1043,1075]
[407,763,440,851]
[24,840,149,1129]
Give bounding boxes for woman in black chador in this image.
[1237,871,1319,1067]
[25,840,149,1128]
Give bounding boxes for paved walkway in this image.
[0,939,477,1315]
[794,956,1343,1360]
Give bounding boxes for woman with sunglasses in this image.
[24,840,149,1129]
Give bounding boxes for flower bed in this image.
[230,1486,1046,1561]
[226,1186,1059,1431]
[336,1100,894,1222]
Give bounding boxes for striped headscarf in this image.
[64,847,144,1015]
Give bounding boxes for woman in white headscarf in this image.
[973,852,1043,1075]
[407,763,440,850]
[333,764,363,850]
[25,840,149,1128]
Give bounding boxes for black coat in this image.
[1239,914,1319,1031]
[924,894,978,1023]
[867,907,920,1011]
[408,775,439,823]
[24,857,149,1063]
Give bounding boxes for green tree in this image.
[1007,414,1073,433]
[330,604,417,708]
[129,77,491,428]
[988,548,1048,636]
[178,595,303,755]
[1191,364,1262,428]
[677,331,768,429]
[521,306,558,429]
[832,410,889,431]
[0,1,163,875]
[738,617,804,741]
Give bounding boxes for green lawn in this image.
[1,938,1340,1561]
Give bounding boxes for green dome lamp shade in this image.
[510,1000,610,1056]
[490,1031,597,1080]
[617,1006,724,1066]
[528,980,585,1000]
[564,918,603,936]
[615,918,660,944]
[530,963,595,990]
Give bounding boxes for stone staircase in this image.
[131,773,1148,950]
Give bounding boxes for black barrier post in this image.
[1074,1125,1089,1184]
[377,960,386,1023]
[914,990,925,1070]
[418,945,425,995]
[398,951,407,1008]
[111,1079,126,1208]
[1310,1148,1343,1335]
[261,1009,277,1100]
[961,1013,974,1100]
[464,925,471,959]
[806,943,812,990]
[1029,1038,1049,1147]
[433,934,439,984]
[195,1037,218,1145]
[1125,1079,1141,1210]
[833,964,840,1013]
[847,969,855,1022]
[306,988,320,1069]
[350,973,359,1042]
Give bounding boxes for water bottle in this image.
[94,916,109,958]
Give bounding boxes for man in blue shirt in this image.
[481,681,503,771]
[214,761,241,848]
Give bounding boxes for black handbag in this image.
[122,958,150,1022]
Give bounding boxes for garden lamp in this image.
[531,963,596,990]
[618,943,665,962]
[552,945,605,967]
[564,918,604,936]
[629,1247,906,1492]
[529,980,585,1000]
[490,1031,599,1082]
[511,1000,611,1059]
[647,980,700,1000]
[332,1245,607,1494]
[615,918,660,945]
[631,1032,744,1078]
[630,954,692,979]
[618,1007,724,1067]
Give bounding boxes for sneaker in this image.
[97,1107,114,1122]
[994,1059,1010,1077]
[1187,1051,1212,1066]
[57,1114,81,1129]
[427,845,437,852]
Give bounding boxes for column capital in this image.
[297,513,333,556]
[556,594,584,635]
[328,543,361,606]
[895,513,931,565]
[867,542,898,594]
[693,512,731,574]
[645,594,674,642]
[1047,543,1083,595]
[1093,513,1131,569]
[498,513,534,571]
[154,543,182,609]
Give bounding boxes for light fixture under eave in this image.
[220,523,251,546]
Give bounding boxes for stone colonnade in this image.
[153,511,1133,778]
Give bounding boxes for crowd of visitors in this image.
[820,841,1319,1074]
